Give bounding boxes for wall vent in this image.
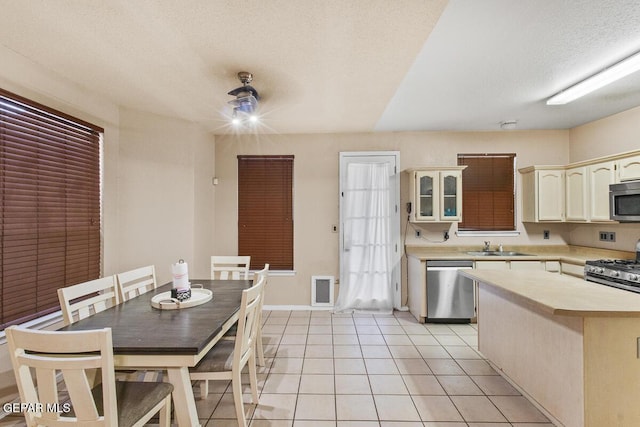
[311,276,334,306]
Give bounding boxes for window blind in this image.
[0,88,102,329]
[237,155,293,270]
[458,153,515,231]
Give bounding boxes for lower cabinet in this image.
[475,260,557,271]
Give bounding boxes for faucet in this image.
[483,241,491,251]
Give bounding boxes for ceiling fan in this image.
[228,71,260,124]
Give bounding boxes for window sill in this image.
[456,230,520,237]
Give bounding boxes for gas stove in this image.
[584,259,640,293]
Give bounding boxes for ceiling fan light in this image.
[547,50,640,105]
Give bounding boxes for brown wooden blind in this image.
[238,155,293,270]
[1,88,103,330]
[458,153,515,231]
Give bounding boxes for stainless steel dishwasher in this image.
[426,260,475,322]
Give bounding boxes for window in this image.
[457,153,515,231]
[0,89,102,330]
[237,155,293,270]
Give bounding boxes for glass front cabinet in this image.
[408,167,466,222]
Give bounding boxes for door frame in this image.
[339,151,402,310]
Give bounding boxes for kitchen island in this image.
[461,269,640,427]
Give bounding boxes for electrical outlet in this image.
[599,231,616,242]
[415,230,421,238]
[543,230,550,239]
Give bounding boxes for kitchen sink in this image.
[465,251,534,256]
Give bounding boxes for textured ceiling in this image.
[2,0,640,134]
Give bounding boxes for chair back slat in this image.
[116,265,157,301]
[57,276,120,326]
[211,256,251,280]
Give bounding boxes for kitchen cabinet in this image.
[520,149,640,223]
[520,166,565,222]
[588,161,616,222]
[510,261,544,270]
[474,261,509,270]
[565,166,588,221]
[475,260,547,271]
[617,154,640,182]
[407,167,466,222]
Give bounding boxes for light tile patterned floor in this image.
[0,310,555,427]
[196,309,554,427]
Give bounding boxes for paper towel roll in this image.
[171,259,190,290]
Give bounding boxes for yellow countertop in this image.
[461,269,640,317]
[405,244,635,264]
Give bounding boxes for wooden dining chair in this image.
[5,326,173,427]
[211,255,251,280]
[57,276,120,326]
[116,265,157,302]
[189,274,265,427]
[221,264,269,366]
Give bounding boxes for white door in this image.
[337,152,401,312]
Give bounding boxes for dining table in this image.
[58,279,252,427]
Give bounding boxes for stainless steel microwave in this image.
[610,181,640,222]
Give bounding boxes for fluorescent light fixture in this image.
[547,50,640,105]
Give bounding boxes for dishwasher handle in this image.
[428,266,473,271]
[426,260,473,269]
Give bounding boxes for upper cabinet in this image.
[589,161,616,222]
[407,167,466,222]
[617,154,640,182]
[565,166,588,222]
[520,149,639,223]
[520,167,565,222]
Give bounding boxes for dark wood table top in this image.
[59,279,252,355]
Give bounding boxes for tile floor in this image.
[194,309,553,427]
[0,309,555,427]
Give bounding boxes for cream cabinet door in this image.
[618,156,640,182]
[617,155,640,182]
[440,170,463,221]
[565,166,588,221]
[413,171,438,221]
[589,161,616,221]
[537,170,565,221]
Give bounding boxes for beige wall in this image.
[117,108,215,282]
[214,130,571,306]
[567,106,640,250]
[569,105,640,162]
